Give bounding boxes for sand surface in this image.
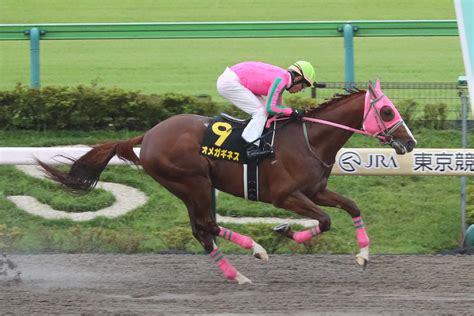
[1,253,473,315]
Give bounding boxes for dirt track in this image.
[1,254,473,315]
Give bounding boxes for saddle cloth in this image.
[200,113,273,164]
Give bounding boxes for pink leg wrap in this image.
[218,227,253,249]
[353,216,370,248]
[210,248,237,280]
[292,226,321,243]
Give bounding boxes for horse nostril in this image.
[407,140,416,150]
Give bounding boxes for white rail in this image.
[0,147,473,176]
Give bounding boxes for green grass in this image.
[0,164,194,253]
[0,0,463,98]
[0,0,456,23]
[0,168,463,254]
[1,166,115,213]
[0,130,143,147]
[0,129,471,254]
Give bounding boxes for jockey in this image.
[217,61,316,161]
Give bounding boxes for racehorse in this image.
[38,80,417,284]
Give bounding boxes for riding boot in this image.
[246,143,274,161]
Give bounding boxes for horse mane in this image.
[304,88,365,116]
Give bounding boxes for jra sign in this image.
[334,148,474,176]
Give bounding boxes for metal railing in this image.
[0,20,459,88]
[0,20,458,40]
[311,81,469,121]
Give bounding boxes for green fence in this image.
[0,20,459,87]
[312,81,469,121]
[0,20,458,40]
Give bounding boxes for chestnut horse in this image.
[38,80,416,284]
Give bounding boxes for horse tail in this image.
[37,135,144,193]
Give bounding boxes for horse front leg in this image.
[215,226,269,261]
[312,189,370,269]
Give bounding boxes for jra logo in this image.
[339,151,399,173]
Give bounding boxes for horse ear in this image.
[368,81,377,98]
[375,79,382,91]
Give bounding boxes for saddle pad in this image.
[201,114,248,163]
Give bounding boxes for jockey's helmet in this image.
[288,61,316,87]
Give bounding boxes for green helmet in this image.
[288,61,316,86]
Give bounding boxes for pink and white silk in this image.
[230,61,293,116]
[362,80,402,136]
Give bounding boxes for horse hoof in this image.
[253,252,269,261]
[356,255,368,270]
[252,242,269,261]
[235,272,253,285]
[356,246,369,270]
[273,223,289,235]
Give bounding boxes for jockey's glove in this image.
[290,109,304,120]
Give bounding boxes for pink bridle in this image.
[267,80,404,143]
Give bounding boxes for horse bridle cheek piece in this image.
[377,120,404,145]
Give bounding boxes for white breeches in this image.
[217,67,267,145]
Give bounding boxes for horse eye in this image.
[380,106,395,121]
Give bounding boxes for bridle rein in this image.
[302,90,404,145]
[264,89,405,168]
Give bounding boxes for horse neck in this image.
[306,93,365,163]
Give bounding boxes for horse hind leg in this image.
[272,191,329,244]
[273,223,321,244]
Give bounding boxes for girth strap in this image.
[243,162,258,201]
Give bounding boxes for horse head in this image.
[363,80,417,154]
